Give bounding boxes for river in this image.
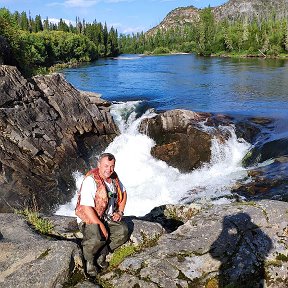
[56,54,288,217]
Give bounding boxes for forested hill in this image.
[147,0,288,35]
[121,0,288,57]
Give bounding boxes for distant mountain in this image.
[214,0,288,21]
[147,0,288,35]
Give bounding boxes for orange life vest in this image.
[75,168,123,223]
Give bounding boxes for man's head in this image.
[98,153,116,180]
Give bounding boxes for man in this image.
[75,152,129,277]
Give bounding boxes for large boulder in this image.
[0,213,83,288]
[0,65,119,213]
[138,109,248,172]
[139,109,213,172]
[0,213,166,288]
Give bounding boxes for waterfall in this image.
[56,101,250,217]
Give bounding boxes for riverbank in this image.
[141,50,288,60]
[1,200,287,287]
[212,50,288,60]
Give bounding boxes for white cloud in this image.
[64,0,100,7]
[108,22,145,34]
[48,0,99,8]
[123,25,146,34]
[48,0,134,8]
[48,17,76,25]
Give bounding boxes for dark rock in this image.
[139,109,212,172]
[242,137,288,167]
[139,109,239,172]
[233,156,288,201]
[0,65,119,213]
[235,120,261,143]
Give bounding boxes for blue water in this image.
[58,54,288,216]
[62,54,288,119]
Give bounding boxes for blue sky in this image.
[0,0,228,34]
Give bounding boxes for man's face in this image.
[98,156,115,180]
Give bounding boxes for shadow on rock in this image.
[210,212,272,288]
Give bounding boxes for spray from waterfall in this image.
[56,101,250,217]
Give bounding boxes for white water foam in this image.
[56,101,250,217]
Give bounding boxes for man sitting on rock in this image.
[75,152,129,276]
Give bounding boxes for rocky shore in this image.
[0,65,118,213]
[0,200,287,287]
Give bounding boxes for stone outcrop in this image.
[0,213,165,287]
[147,0,288,35]
[139,109,213,172]
[139,109,239,172]
[0,65,119,213]
[214,0,288,22]
[146,6,200,36]
[102,200,288,288]
[0,200,287,287]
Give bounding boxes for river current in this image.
[56,54,288,216]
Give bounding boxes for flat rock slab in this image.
[101,200,288,288]
[0,213,83,288]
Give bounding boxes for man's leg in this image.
[107,220,129,251]
[80,223,106,276]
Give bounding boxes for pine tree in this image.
[20,11,29,31]
[35,15,43,32]
[43,17,49,31]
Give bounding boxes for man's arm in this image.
[112,190,127,221]
[81,206,108,239]
[118,191,127,214]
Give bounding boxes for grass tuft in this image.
[15,208,54,234]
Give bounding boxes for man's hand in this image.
[112,211,123,222]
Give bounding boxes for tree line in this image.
[1,6,288,77]
[0,8,119,76]
[119,7,288,58]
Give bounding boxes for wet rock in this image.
[234,120,261,143]
[138,109,249,172]
[233,156,288,201]
[242,137,288,167]
[139,109,213,172]
[0,65,119,213]
[249,117,273,125]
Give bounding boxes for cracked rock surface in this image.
[101,200,288,288]
[0,65,119,213]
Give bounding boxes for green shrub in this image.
[152,46,171,55]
